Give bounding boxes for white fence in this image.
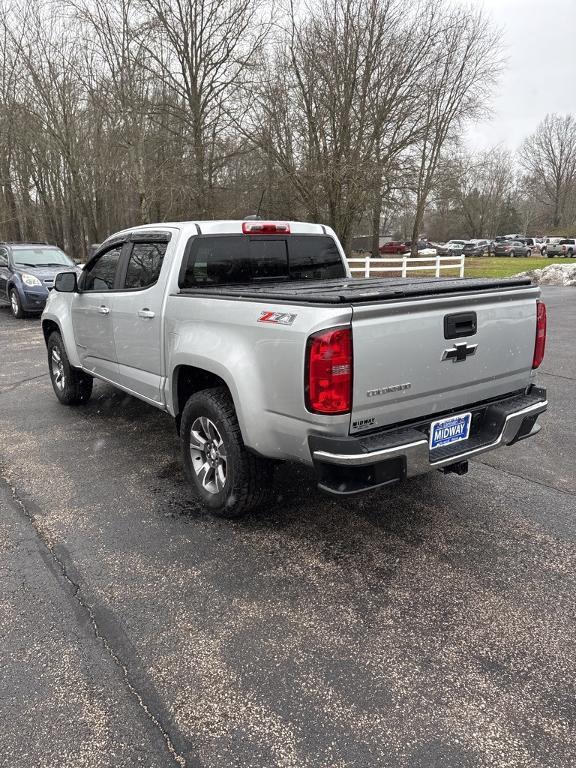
[347,254,465,279]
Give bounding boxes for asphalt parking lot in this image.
[1,287,575,768]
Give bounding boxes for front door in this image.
[111,234,172,404]
[71,242,125,380]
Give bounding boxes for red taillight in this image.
[533,300,547,369]
[242,221,290,234]
[305,327,352,414]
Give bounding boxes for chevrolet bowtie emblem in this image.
[442,342,478,363]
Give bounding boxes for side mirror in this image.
[54,271,78,293]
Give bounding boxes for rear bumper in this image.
[309,387,547,495]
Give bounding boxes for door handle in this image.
[138,308,155,319]
[98,305,110,315]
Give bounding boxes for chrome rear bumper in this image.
[310,387,547,495]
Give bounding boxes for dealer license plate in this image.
[429,412,472,450]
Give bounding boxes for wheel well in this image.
[42,319,60,345]
[174,365,230,432]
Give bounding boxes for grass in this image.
[360,256,571,280]
[463,257,569,278]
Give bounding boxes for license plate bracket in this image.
[429,412,472,450]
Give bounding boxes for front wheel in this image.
[181,386,274,518]
[47,332,93,405]
[10,289,25,318]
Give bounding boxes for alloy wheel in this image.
[51,348,66,391]
[189,416,227,494]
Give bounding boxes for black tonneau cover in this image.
[178,276,534,305]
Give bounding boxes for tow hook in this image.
[440,460,469,476]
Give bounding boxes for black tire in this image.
[510,251,515,257]
[181,386,274,518]
[47,331,93,405]
[10,289,25,319]
[526,249,531,257]
[568,250,574,258]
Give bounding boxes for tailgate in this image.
[349,286,539,433]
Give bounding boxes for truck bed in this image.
[178,276,534,305]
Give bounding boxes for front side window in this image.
[124,242,168,289]
[82,246,122,291]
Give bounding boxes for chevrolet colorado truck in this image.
[41,220,548,517]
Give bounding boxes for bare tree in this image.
[408,4,500,254]
[137,0,269,217]
[248,0,440,254]
[519,114,576,229]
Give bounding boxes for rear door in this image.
[110,232,172,404]
[71,242,125,380]
[349,287,539,433]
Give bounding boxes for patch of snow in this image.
[513,263,576,286]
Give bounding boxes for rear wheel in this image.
[10,289,25,319]
[526,249,531,257]
[181,386,274,518]
[47,331,93,405]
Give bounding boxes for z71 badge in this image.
[258,311,297,326]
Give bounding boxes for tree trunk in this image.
[0,156,22,241]
[370,185,382,258]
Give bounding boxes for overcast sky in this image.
[465,0,576,154]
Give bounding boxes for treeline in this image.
[421,114,576,243]
[2,1,572,257]
[0,0,502,257]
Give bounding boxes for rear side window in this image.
[82,246,123,291]
[124,242,168,289]
[179,235,345,288]
[186,237,250,285]
[288,236,344,279]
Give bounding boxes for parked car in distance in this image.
[548,238,576,257]
[379,240,407,254]
[462,239,490,257]
[403,239,434,252]
[437,240,467,256]
[41,219,547,517]
[522,237,545,253]
[493,240,533,257]
[0,242,79,318]
[540,237,565,257]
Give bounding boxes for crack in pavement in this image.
[474,458,576,497]
[1,472,189,768]
[539,370,576,382]
[0,372,49,393]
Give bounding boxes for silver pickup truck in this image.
[42,220,548,517]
